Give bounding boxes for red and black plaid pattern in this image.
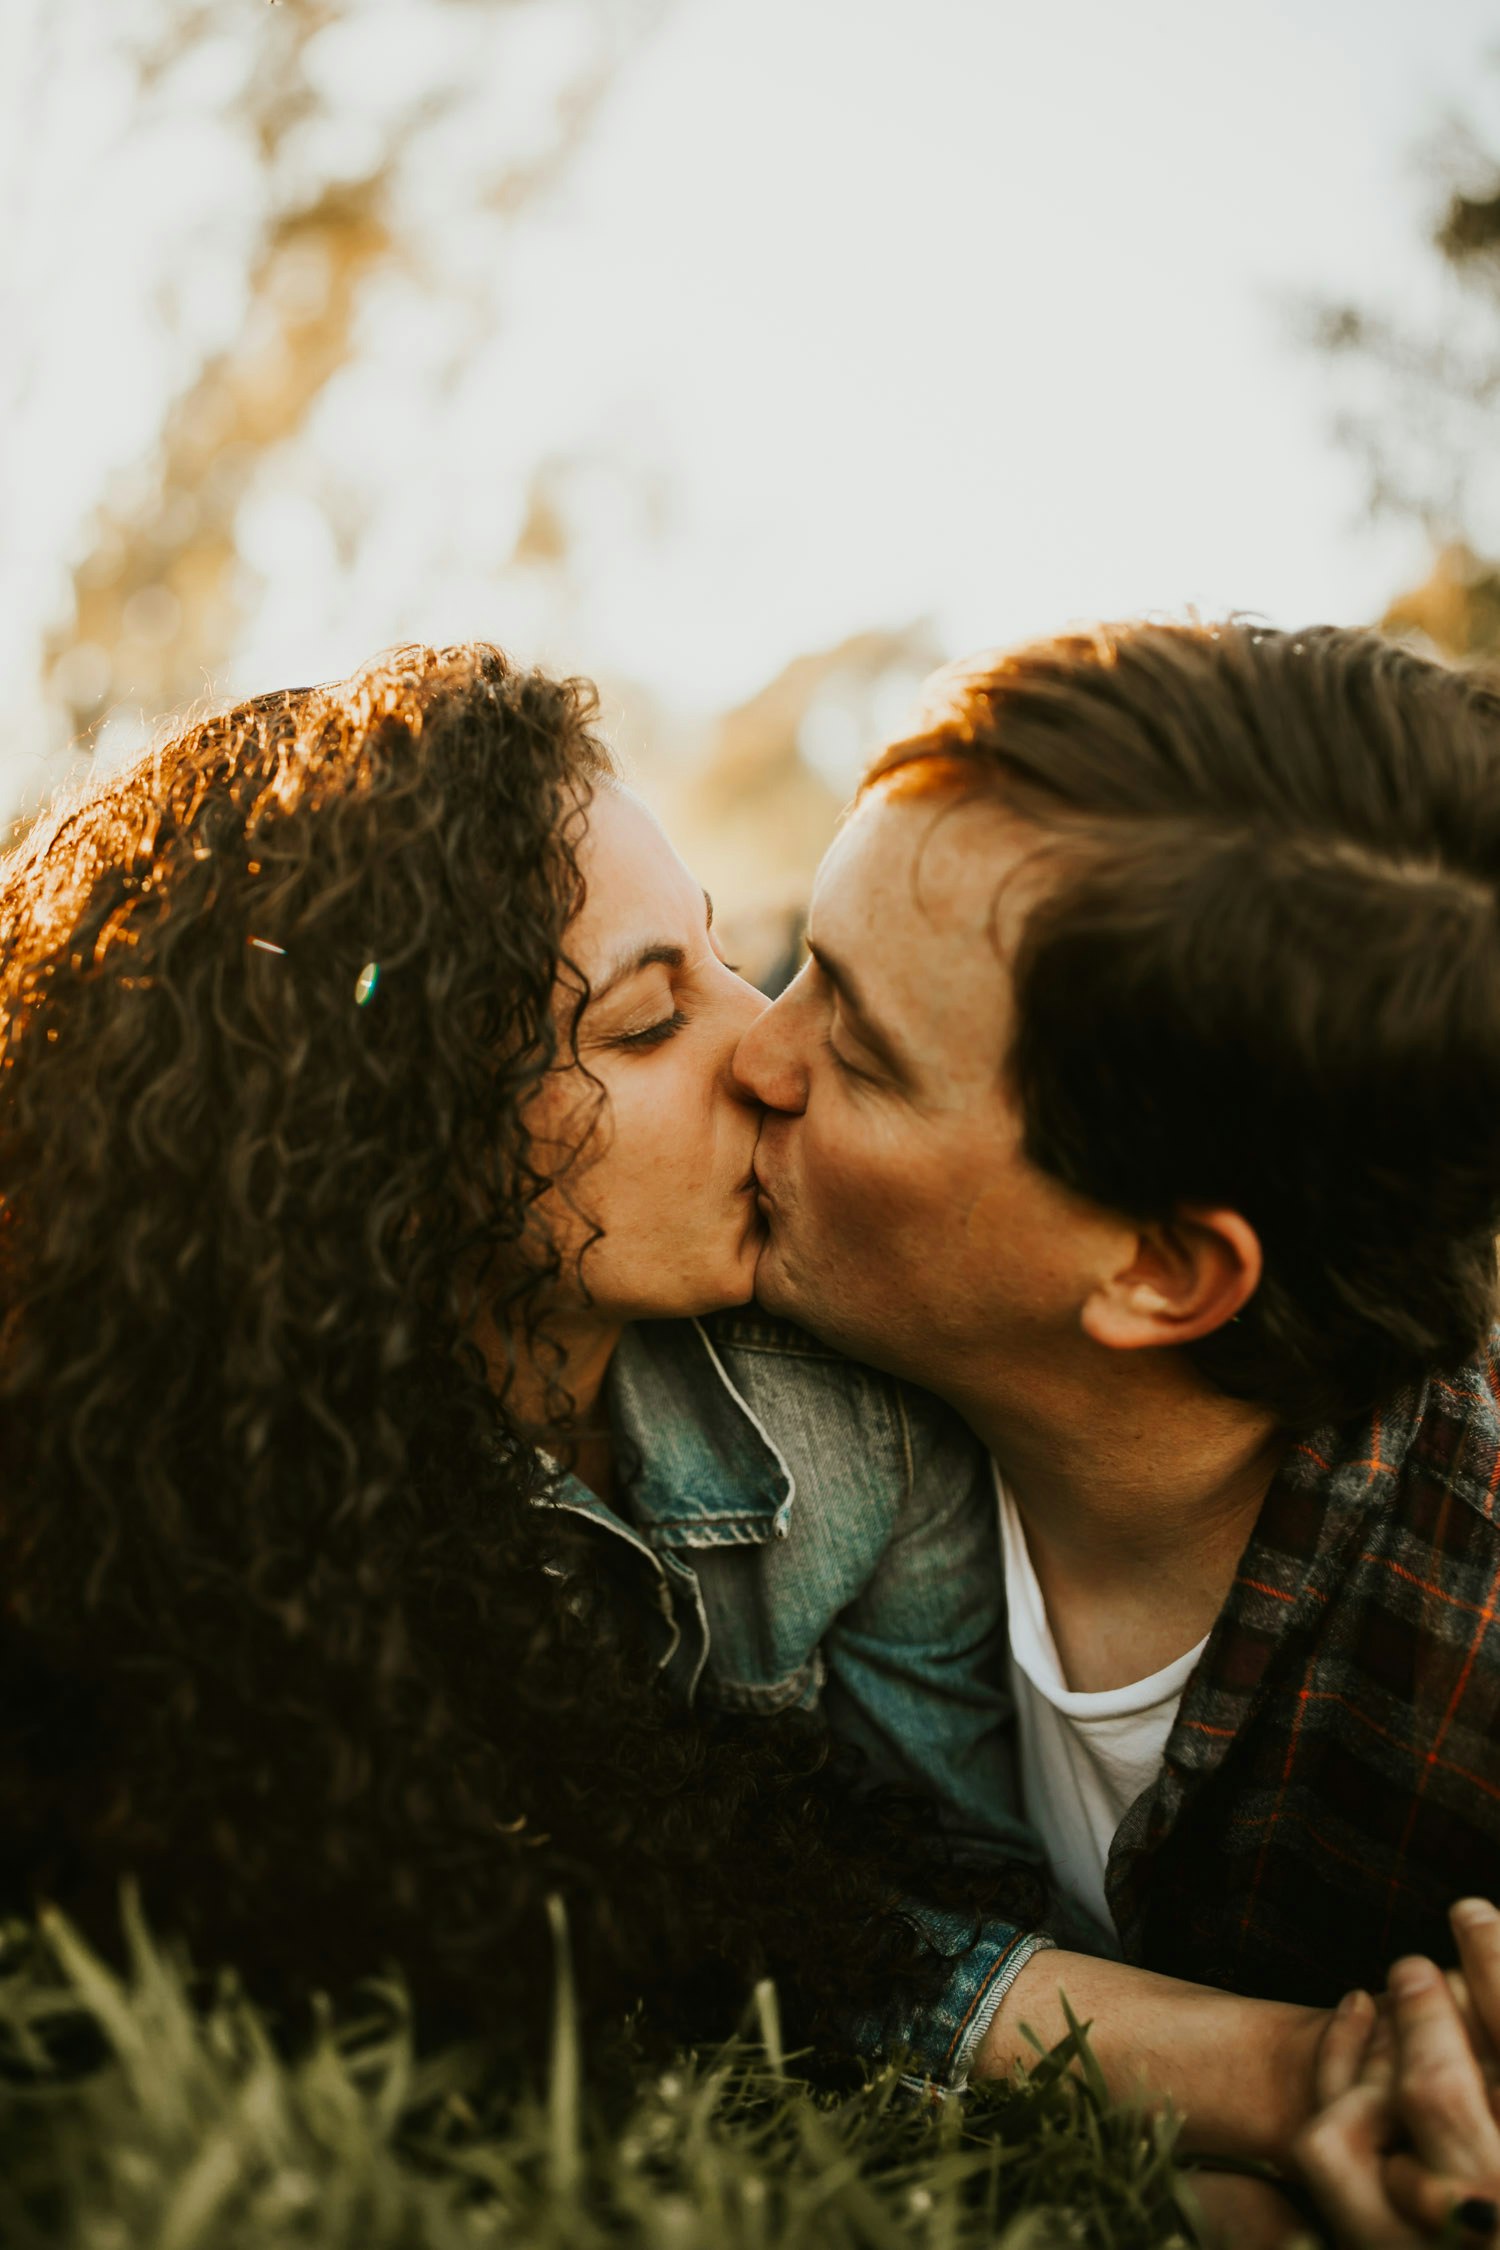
[1107,1340,1500,2005]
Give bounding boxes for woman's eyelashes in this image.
[610,1007,690,1051]
[598,952,744,1052]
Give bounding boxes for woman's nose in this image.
[732,980,808,1115]
[713,959,770,1102]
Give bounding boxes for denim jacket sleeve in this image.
[601,1316,1056,2089]
[815,1381,1040,1872]
[813,1386,1055,2091]
[841,1908,1057,2094]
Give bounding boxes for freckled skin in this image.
[734,784,1122,1406]
[732,781,1319,2168]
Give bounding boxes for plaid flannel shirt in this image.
[1107,1333,1500,2003]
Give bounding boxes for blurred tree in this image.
[1381,539,1500,660]
[661,624,946,991]
[1313,94,1500,658]
[39,0,668,757]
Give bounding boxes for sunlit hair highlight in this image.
[0,641,1021,2062]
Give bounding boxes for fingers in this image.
[1443,1969,1500,2098]
[1358,1996,1398,2096]
[1317,1989,1378,2106]
[1296,1941,1500,2248]
[1384,2152,1500,2240]
[1385,1957,1500,2179]
[1294,2083,1418,2249]
[1454,1902,1500,2065]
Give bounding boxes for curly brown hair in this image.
[0,643,1023,2064]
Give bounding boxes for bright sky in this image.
[501,0,1499,701]
[4,0,1500,821]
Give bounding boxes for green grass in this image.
[0,1891,1215,2249]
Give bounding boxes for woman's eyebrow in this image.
[591,942,686,1002]
[590,895,713,1002]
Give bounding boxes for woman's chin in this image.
[609,1202,766,1324]
[681,1230,764,1317]
[693,1258,760,1315]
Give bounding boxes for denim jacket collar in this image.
[546,1317,796,1551]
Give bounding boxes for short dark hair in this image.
[868,621,1500,1429]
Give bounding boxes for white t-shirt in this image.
[995,1467,1209,1940]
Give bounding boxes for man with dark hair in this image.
[734,621,1500,2105]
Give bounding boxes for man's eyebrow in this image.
[805,937,912,1081]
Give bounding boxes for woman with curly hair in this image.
[0,641,1041,2079]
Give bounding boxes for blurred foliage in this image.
[0,1893,1211,2250]
[44,0,667,750]
[23,0,933,966]
[1381,539,1500,662]
[665,624,943,989]
[1312,80,1500,658]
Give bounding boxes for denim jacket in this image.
[543,1308,1053,2089]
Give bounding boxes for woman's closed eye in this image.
[609,1007,690,1051]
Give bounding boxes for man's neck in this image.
[963,1354,1287,1692]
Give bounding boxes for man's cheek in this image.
[824,1143,908,1223]
[960,1174,1014,1240]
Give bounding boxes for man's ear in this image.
[1079,1206,1262,1354]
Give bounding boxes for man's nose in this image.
[732,974,809,1115]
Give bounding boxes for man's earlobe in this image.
[1080,1206,1262,1354]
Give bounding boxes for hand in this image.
[1362,1967,1500,2094]
[1292,1899,1500,2245]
